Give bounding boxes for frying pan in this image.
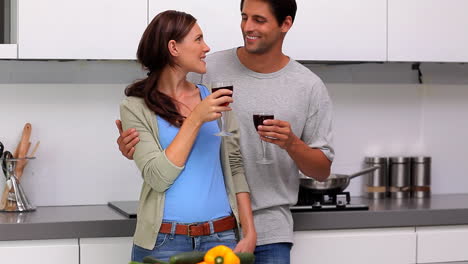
[299,166,380,195]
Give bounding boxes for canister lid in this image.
[410,156,431,163]
[389,156,411,164]
[365,157,387,164]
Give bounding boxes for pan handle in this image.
[348,166,381,179]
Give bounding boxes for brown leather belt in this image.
[159,215,236,237]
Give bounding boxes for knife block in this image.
[0,157,36,212]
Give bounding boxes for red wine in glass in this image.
[253,114,274,131]
[211,81,234,137]
[211,85,233,106]
[252,112,274,164]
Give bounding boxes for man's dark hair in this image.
[240,0,297,24]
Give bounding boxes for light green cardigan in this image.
[120,96,250,250]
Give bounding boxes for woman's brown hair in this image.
[125,10,197,127]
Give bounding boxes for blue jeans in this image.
[131,229,237,262]
[254,243,293,264]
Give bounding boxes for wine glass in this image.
[211,81,234,137]
[253,112,274,164]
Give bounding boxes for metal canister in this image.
[364,157,388,199]
[411,157,431,198]
[389,157,411,198]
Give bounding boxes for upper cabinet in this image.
[8,0,468,62]
[18,0,147,60]
[388,0,468,62]
[1,0,17,58]
[0,44,16,58]
[148,0,243,54]
[148,0,387,61]
[285,0,387,61]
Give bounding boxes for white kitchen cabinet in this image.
[148,0,243,54]
[149,0,387,61]
[388,0,468,62]
[80,237,133,264]
[0,239,79,264]
[416,225,468,263]
[285,0,387,61]
[18,0,147,59]
[291,227,416,264]
[1,0,17,58]
[0,44,17,58]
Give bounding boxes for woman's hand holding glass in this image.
[187,89,233,126]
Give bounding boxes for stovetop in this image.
[108,189,369,218]
[290,187,369,212]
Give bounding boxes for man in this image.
[117,0,334,263]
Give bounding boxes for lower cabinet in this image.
[291,227,417,264]
[0,239,79,264]
[417,225,468,263]
[80,237,133,264]
[2,226,468,263]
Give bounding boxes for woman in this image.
[120,10,256,262]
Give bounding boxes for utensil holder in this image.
[0,157,36,212]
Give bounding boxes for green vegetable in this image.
[135,251,254,264]
[235,253,255,264]
[142,255,170,264]
[169,251,206,264]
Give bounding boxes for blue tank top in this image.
[158,84,232,223]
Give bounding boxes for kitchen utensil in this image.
[0,151,13,210]
[14,140,41,182]
[411,156,431,198]
[28,141,40,158]
[15,123,32,180]
[4,157,18,211]
[365,157,388,199]
[13,123,32,157]
[1,151,12,179]
[389,157,411,198]
[0,154,36,212]
[0,186,8,210]
[299,166,380,195]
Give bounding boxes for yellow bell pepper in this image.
[203,245,240,264]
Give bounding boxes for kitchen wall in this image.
[0,60,467,206]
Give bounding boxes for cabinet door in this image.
[417,225,468,263]
[0,44,17,58]
[80,237,133,264]
[0,239,79,264]
[18,0,147,59]
[148,0,243,54]
[388,0,468,62]
[285,0,387,61]
[291,228,416,264]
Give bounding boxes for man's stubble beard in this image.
[243,40,272,55]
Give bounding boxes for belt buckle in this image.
[187,223,196,237]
